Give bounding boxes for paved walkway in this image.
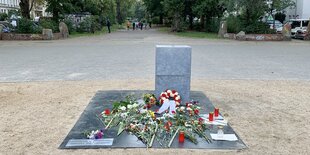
[1,29,310,82]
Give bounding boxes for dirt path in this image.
[1,80,309,155]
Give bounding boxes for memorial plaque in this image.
[66,139,114,147]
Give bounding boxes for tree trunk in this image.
[19,0,30,19]
[200,15,205,31]
[189,15,193,30]
[116,0,122,24]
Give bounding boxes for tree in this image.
[143,0,164,24]
[162,0,186,32]
[45,0,74,21]
[19,0,44,19]
[192,0,224,31]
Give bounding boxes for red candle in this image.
[179,131,185,143]
[214,108,219,117]
[209,112,214,121]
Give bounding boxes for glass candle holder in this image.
[217,126,224,138]
[209,112,214,121]
[214,108,219,117]
[179,131,185,143]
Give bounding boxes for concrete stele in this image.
[155,45,192,103]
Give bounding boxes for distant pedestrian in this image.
[149,21,152,28]
[133,22,136,30]
[127,20,131,30]
[106,19,111,33]
[140,22,143,30]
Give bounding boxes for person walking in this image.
[132,22,136,30]
[106,19,111,33]
[127,20,131,30]
[140,22,143,30]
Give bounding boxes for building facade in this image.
[286,0,310,20]
[0,0,19,14]
[0,0,48,19]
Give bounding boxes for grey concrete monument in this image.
[155,45,192,103]
[218,21,227,38]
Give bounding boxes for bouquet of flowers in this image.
[86,91,212,148]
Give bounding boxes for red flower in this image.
[198,117,204,122]
[186,103,189,107]
[147,104,151,109]
[167,121,173,127]
[167,93,171,97]
[104,109,110,115]
[172,90,176,94]
[171,111,176,114]
[194,109,199,115]
[160,100,164,104]
[162,94,167,98]
[155,109,159,113]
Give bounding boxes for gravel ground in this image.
[1,79,309,155]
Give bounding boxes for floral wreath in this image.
[159,89,181,106]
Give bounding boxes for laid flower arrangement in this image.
[85,90,212,148]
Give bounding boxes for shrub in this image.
[227,15,242,33]
[205,18,220,33]
[16,18,42,34]
[226,15,275,34]
[244,21,275,34]
[77,16,100,33]
[0,13,8,21]
[39,19,59,32]
[64,18,76,34]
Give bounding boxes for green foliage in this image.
[39,19,59,32]
[112,95,137,111]
[77,16,100,33]
[162,0,185,32]
[64,18,76,33]
[45,0,75,21]
[205,18,221,33]
[227,15,242,33]
[151,16,160,24]
[243,21,275,34]
[0,13,8,21]
[16,18,42,34]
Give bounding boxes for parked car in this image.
[289,19,309,38]
[266,20,283,33]
[295,29,308,40]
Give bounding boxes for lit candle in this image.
[179,131,185,143]
[209,112,214,121]
[214,108,219,117]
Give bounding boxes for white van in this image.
[289,19,309,37]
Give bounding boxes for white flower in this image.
[197,107,201,109]
[175,92,179,96]
[119,106,126,111]
[187,107,192,111]
[120,113,128,118]
[167,90,172,94]
[132,103,139,108]
[180,107,185,111]
[170,93,175,98]
[127,104,133,109]
[161,97,166,101]
[175,96,180,100]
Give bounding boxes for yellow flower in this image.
[148,110,155,118]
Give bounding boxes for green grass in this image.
[159,27,219,39]
[69,25,120,38]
